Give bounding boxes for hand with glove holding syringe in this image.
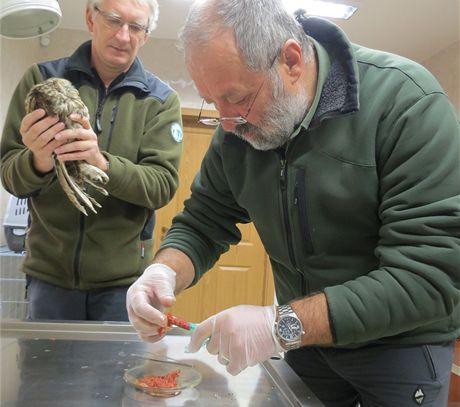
[126,260,280,376]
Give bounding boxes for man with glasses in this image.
[127,0,459,405]
[1,0,183,321]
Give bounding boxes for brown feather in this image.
[25,78,109,215]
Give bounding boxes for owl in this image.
[25,78,109,216]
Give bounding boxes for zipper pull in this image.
[294,181,299,205]
[110,104,117,123]
[276,147,287,190]
[140,242,145,259]
[95,113,102,134]
[95,88,107,134]
[95,100,104,134]
[280,158,287,190]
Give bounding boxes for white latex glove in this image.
[126,263,176,342]
[187,305,277,375]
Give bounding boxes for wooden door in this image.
[153,109,274,323]
[449,340,460,406]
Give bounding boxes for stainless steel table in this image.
[0,320,324,406]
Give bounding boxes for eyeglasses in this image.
[197,56,278,127]
[94,6,149,37]
[197,81,264,126]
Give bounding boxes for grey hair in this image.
[178,0,313,72]
[86,0,159,33]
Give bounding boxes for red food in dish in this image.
[137,369,181,388]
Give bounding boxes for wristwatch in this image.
[273,304,305,351]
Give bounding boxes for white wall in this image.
[422,41,460,115]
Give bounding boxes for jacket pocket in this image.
[140,210,155,241]
[422,345,438,380]
[294,169,314,254]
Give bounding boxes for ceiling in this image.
[59,0,459,63]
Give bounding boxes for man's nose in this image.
[214,103,240,131]
[115,23,131,41]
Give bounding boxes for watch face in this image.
[277,316,303,340]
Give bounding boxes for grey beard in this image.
[233,85,310,151]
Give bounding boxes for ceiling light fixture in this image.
[283,0,357,20]
[0,0,62,39]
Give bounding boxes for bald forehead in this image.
[185,28,242,68]
[186,44,267,104]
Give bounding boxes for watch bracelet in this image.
[275,304,304,351]
[271,318,286,353]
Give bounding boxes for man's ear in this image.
[86,7,95,33]
[279,39,303,84]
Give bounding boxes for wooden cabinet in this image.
[153,109,274,323]
[449,340,460,406]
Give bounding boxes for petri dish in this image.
[124,358,202,398]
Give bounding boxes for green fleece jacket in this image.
[160,18,460,347]
[1,41,183,289]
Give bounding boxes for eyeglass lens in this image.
[95,6,147,36]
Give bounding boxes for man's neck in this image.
[91,56,130,89]
[98,69,121,89]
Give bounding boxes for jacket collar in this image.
[297,16,360,125]
[64,40,151,93]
